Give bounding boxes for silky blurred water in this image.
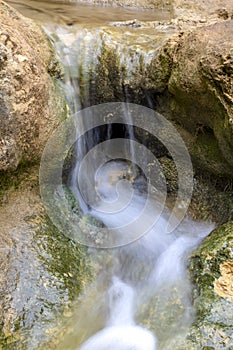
[7,2,215,349]
[63,160,214,350]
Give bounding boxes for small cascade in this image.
[79,277,157,350]
[42,14,214,350]
[46,25,159,210]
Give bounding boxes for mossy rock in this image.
[0,165,92,349]
[147,21,233,179]
[187,222,233,349]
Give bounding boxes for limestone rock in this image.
[0,1,65,171]
[0,166,91,349]
[214,261,233,302]
[173,0,233,18]
[188,222,233,349]
[149,20,233,177]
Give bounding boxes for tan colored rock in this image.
[149,20,233,177]
[214,261,233,302]
[0,1,65,171]
[173,0,233,17]
[188,222,233,348]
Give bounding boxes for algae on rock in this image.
[147,20,233,178]
[0,166,92,349]
[0,2,90,349]
[187,222,233,349]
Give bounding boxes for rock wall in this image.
[0,3,89,348]
[173,0,233,17]
[0,1,66,171]
[188,223,233,349]
[147,20,233,177]
[79,19,233,179]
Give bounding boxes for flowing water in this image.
[7,0,173,25]
[8,1,215,349]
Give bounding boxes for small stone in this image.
[216,8,229,20]
[17,54,28,62]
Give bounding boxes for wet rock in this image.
[172,0,233,18]
[0,1,66,172]
[214,261,233,301]
[0,166,91,349]
[148,20,233,178]
[0,2,90,337]
[61,19,233,180]
[49,25,172,108]
[188,222,233,349]
[54,22,233,223]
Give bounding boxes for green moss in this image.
[35,214,92,301]
[0,162,38,204]
[187,222,233,347]
[148,45,173,92]
[90,40,122,104]
[0,185,93,349]
[159,156,178,194]
[214,117,233,169]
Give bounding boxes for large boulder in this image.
[0,1,65,171]
[148,20,233,177]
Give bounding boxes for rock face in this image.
[214,261,233,302]
[188,222,233,349]
[0,166,91,349]
[0,2,90,348]
[67,19,233,179]
[148,20,233,177]
[173,0,233,18]
[0,1,65,171]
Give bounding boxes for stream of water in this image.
[8,1,215,349]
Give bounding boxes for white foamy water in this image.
[40,25,214,349]
[7,2,216,349]
[71,160,215,350]
[79,278,157,350]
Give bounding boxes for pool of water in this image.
[7,0,173,25]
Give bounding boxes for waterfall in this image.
[43,20,215,350]
[79,277,157,350]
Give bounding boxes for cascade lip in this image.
[7,0,173,26]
